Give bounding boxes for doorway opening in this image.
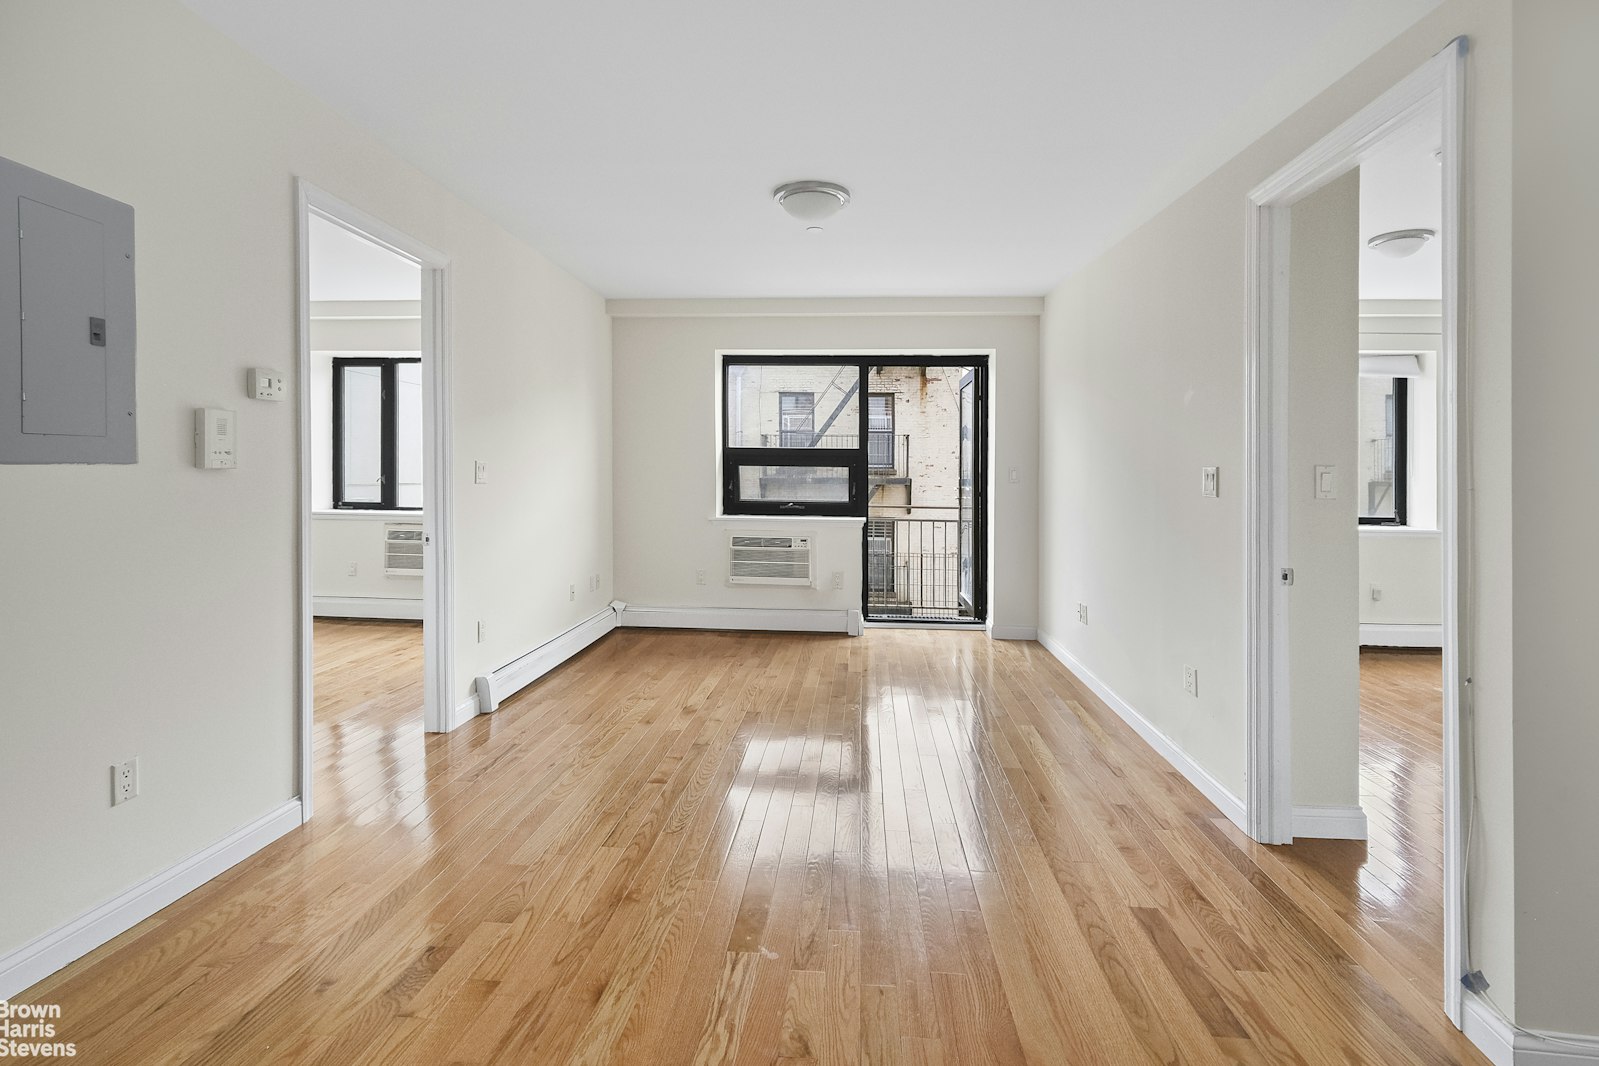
[863,362,987,623]
[296,183,454,821]
[1244,38,1467,1025]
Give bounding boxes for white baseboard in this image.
[1292,804,1368,840]
[472,606,619,715]
[990,625,1038,641]
[313,595,423,621]
[1035,630,1247,832]
[0,799,304,999]
[1464,991,1599,1065]
[1359,622,1443,648]
[613,602,857,636]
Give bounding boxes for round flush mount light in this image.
[1367,228,1436,258]
[773,181,850,229]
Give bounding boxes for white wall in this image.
[308,302,425,614]
[1039,0,1517,1015]
[1359,308,1442,633]
[1510,0,1599,1032]
[609,301,1039,636]
[0,0,610,965]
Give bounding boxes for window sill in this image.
[708,514,865,524]
[1357,525,1438,537]
[313,510,425,520]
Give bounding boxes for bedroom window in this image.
[332,356,423,510]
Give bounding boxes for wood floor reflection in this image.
[23,624,1481,1064]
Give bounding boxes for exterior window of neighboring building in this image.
[332,356,423,510]
[868,393,895,469]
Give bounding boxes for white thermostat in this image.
[247,368,287,401]
[194,407,236,469]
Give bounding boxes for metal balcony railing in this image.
[865,513,974,621]
[756,433,910,477]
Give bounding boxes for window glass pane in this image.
[395,361,424,508]
[867,393,895,468]
[725,363,860,449]
[339,364,383,504]
[1359,375,1398,521]
[733,464,851,504]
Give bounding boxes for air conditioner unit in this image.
[384,523,424,576]
[728,533,814,586]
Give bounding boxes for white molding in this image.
[312,596,424,621]
[1464,995,1518,1066]
[606,296,1044,319]
[1463,993,1599,1066]
[1358,525,1441,539]
[473,607,619,714]
[989,625,1038,641]
[1360,623,1443,648]
[1036,631,1248,832]
[1243,38,1470,1025]
[863,621,986,632]
[615,602,856,636]
[0,800,303,999]
[1291,804,1368,840]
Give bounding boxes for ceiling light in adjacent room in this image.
[1367,228,1435,258]
[774,181,850,229]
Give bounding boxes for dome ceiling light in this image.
[773,181,850,233]
[1367,228,1436,258]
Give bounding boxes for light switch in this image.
[1201,466,1219,498]
[1314,465,1336,500]
[473,460,488,485]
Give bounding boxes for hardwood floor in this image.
[21,623,1482,1065]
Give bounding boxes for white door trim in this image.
[1243,37,1468,1026]
[295,181,457,822]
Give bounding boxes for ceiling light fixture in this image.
[1367,228,1436,258]
[773,181,850,231]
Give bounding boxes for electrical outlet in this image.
[695,569,708,586]
[1184,665,1198,697]
[477,620,486,643]
[1076,602,1088,625]
[473,460,488,485]
[1370,585,1383,602]
[347,562,358,577]
[569,584,576,602]
[111,758,139,806]
[832,570,844,590]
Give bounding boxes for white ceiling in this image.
[1359,113,1443,301]
[308,214,420,302]
[186,0,1442,298]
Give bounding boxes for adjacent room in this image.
[2,1,1596,1064]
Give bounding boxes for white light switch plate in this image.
[1314,465,1336,500]
[474,461,488,485]
[1202,466,1219,498]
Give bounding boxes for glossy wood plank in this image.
[16,624,1482,1065]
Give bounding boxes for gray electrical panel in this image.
[1,156,136,463]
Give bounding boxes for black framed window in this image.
[723,360,864,515]
[332,356,423,510]
[1358,375,1407,525]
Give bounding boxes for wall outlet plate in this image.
[473,460,488,485]
[1076,602,1089,625]
[111,757,139,805]
[1183,666,1198,697]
